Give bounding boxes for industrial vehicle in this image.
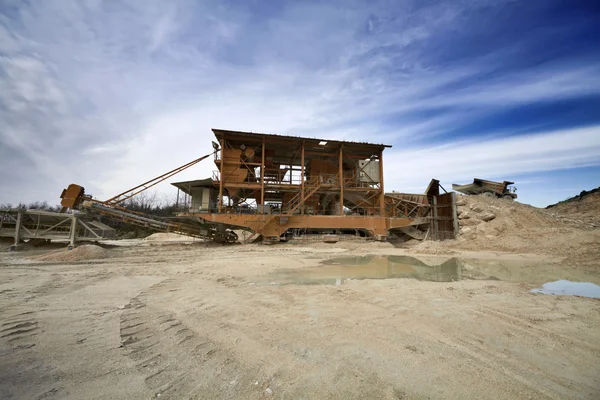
[452,178,517,200]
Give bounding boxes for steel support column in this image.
[301,141,305,215]
[69,215,77,248]
[451,192,459,237]
[218,135,225,212]
[432,196,439,241]
[13,210,22,247]
[379,150,385,216]
[339,145,344,215]
[260,137,265,209]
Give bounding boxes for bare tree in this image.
[0,201,60,212]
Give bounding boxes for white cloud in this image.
[1,0,599,207]
[386,126,600,196]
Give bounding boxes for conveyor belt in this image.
[84,201,238,243]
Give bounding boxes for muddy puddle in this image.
[261,255,600,287]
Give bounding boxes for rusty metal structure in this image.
[57,129,458,244]
[59,151,240,243]
[1,209,115,250]
[172,129,455,242]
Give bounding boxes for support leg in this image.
[10,211,23,251]
[68,215,77,250]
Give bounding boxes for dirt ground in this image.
[1,236,599,399]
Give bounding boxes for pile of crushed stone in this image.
[30,244,110,262]
[545,190,600,227]
[409,194,600,264]
[144,232,195,241]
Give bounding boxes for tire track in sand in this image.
[119,279,259,399]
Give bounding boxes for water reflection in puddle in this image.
[531,280,600,299]
[261,255,600,286]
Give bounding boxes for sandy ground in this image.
[1,238,599,400]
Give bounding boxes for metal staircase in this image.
[242,215,276,243]
[285,176,322,215]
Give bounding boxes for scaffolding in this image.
[172,129,455,242]
[0,209,116,250]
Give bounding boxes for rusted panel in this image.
[180,212,416,238]
[260,137,265,205]
[425,179,440,197]
[218,136,225,212]
[212,128,392,150]
[60,184,85,209]
[429,192,456,240]
[339,145,344,216]
[379,150,385,215]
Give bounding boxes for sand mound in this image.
[31,244,110,262]
[546,190,600,226]
[411,194,600,264]
[144,232,195,241]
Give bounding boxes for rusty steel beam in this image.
[218,135,225,212]
[339,145,344,216]
[260,137,265,207]
[178,212,417,238]
[104,151,216,206]
[301,141,305,215]
[379,149,385,215]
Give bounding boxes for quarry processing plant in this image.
[2,129,458,248]
[171,129,458,242]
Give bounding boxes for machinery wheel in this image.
[479,192,495,198]
[503,195,514,200]
[225,231,239,244]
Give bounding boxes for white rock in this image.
[461,218,483,226]
[265,388,273,395]
[470,204,484,213]
[480,212,496,222]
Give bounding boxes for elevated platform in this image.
[1,209,116,250]
[176,212,428,242]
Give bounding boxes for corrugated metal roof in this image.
[211,128,392,149]
[171,178,214,194]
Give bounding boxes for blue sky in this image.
[1,0,599,207]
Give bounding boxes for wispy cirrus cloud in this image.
[387,125,600,190]
[1,0,599,207]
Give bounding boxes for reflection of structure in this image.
[173,129,457,242]
[0,209,115,250]
[266,255,463,284]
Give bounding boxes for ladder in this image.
[285,176,322,215]
[243,215,276,243]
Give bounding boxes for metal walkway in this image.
[1,209,116,250]
[80,201,238,243]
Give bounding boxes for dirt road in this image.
[1,240,599,399]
